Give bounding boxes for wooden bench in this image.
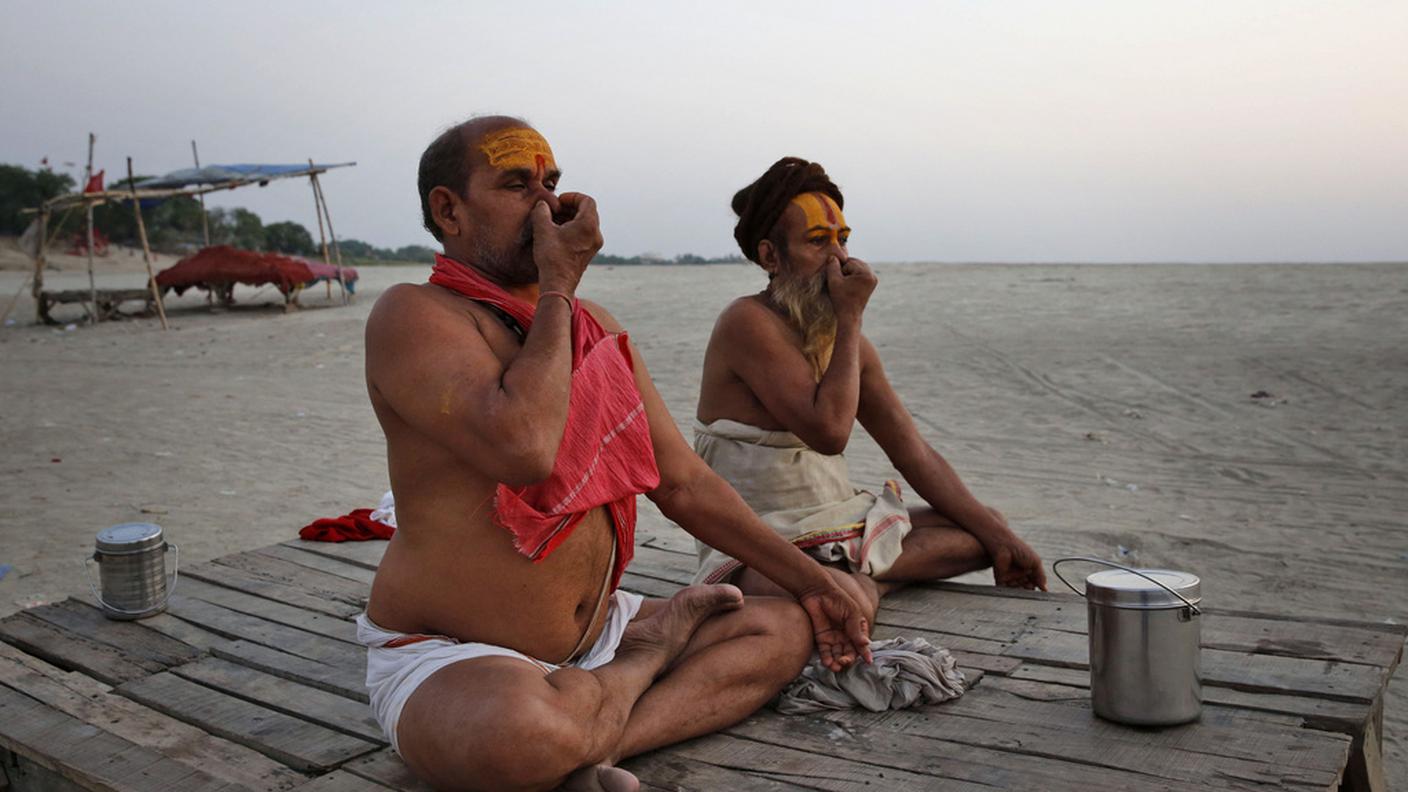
[36,289,155,325]
[1,537,1401,791]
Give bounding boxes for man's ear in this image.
[757,239,780,275]
[428,186,463,239]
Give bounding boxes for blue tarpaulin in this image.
[136,162,353,189]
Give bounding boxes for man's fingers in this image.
[560,194,598,227]
[530,200,553,231]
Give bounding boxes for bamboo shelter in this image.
[23,139,355,328]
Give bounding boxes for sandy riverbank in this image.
[0,259,1404,781]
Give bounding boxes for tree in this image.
[264,221,315,255]
[209,207,265,250]
[0,164,75,234]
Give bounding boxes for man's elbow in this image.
[804,426,850,456]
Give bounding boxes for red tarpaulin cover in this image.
[156,245,315,296]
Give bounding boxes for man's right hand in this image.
[796,580,873,671]
[531,192,603,296]
[826,255,877,322]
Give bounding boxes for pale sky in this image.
[3,1,1405,262]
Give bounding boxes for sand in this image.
[1,247,1405,782]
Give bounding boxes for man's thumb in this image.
[531,201,552,230]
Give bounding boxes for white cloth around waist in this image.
[355,590,643,756]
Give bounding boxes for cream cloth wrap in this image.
[692,418,912,584]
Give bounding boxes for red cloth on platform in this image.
[428,254,659,591]
[299,509,394,542]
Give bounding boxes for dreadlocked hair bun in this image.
[731,157,844,263]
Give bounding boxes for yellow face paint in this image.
[479,127,557,180]
[790,192,849,246]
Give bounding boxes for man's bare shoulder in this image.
[578,297,623,333]
[712,293,796,345]
[367,283,483,344]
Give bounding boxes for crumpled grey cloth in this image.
[773,636,966,715]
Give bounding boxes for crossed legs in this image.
[393,586,812,792]
[735,506,992,626]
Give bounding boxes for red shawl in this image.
[429,254,659,590]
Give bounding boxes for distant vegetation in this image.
[593,252,745,266]
[0,164,74,234]
[2,163,744,266]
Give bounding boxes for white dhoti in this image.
[692,419,912,585]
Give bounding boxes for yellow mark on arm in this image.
[439,388,453,415]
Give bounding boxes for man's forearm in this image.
[656,468,832,595]
[492,297,575,455]
[805,318,863,444]
[900,447,1012,545]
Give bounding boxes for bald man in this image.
[692,157,1047,625]
[359,120,872,792]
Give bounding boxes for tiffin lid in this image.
[95,522,165,554]
[1085,568,1201,609]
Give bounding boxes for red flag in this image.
[84,170,104,193]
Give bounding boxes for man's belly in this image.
[365,506,618,664]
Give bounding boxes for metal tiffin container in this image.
[1053,556,1202,726]
[83,522,179,620]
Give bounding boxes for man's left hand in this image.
[796,583,872,672]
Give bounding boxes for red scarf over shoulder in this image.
[429,254,658,591]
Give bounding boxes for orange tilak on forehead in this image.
[790,192,848,238]
[479,127,557,179]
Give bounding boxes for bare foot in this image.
[559,763,639,792]
[619,584,743,664]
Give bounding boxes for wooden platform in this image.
[0,538,1401,791]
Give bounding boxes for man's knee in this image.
[401,678,592,792]
[738,598,813,680]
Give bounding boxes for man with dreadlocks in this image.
[692,157,1047,621]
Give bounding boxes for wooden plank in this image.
[215,552,374,602]
[172,577,360,645]
[117,672,377,773]
[286,770,391,791]
[164,595,365,670]
[172,658,382,743]
[340,750,433,792]
[1007,662,1372,733]
[911,583,1407,668]
[212,641,368,703]
[831,690,1347,790]
[625,752,818,791]
[1004,629,1387,703]
[0,612,162,686]
[0,643,301,792]
[209,553,368,608]
[727,710,1214,792]
[0,685,238,792]
[182,562,361,619]
[626,545,699,584]
[1200,612,1406,667]
[252,546,378,586]
[617,572,684,600]
[937,675,1349,770]
[281,540,387,572]
[24,599,202,668]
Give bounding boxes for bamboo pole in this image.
[191,140,211,247]
[33,207,48,302]
[127,157,168,330]
[84,133,97,324]
[308,160,348,305]
[307,165,332,301]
